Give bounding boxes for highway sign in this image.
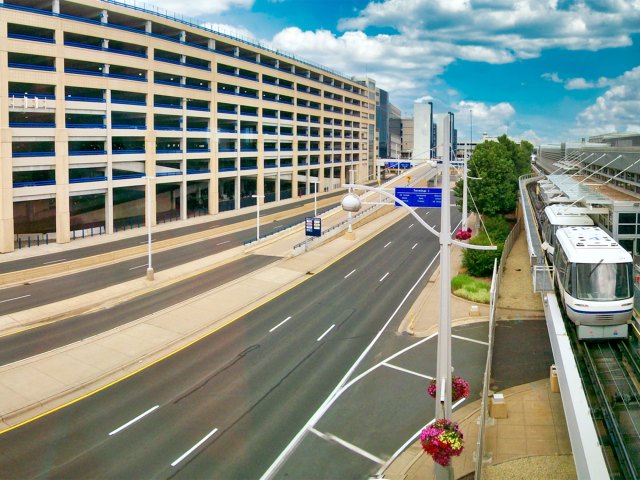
[394,187,442,208]
[385,162,412,169]
[305,217,322,236]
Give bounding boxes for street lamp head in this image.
[341,193,361,213]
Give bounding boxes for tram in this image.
[554,226,633,340]
[540,204,594,261]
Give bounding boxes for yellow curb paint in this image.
[0,217,389,436]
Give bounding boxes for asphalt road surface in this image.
[0,202,336,315]
[0,206,464,479]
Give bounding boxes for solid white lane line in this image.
[128,264,148,270]
[382,362,433,380]
[383,241,391,248]
[344,269,356,279]
[408,223,414,229]
[0,295,31,304]
[109,405,160,436]
[260,253,440,480]
[216,240,230,245]
[452,334,489,346]
[424,212,430,216]
[379,272,389,282]
[42,258,66,265]
[317,324,335,342]
[171,427,219,467]
[309,427,385,465]
[412,243,418,250]
[269,316,292,333]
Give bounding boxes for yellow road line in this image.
[0,223,385,436]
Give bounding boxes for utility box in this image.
[550,365,560,393]
[490,393,508,419]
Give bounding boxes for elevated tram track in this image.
[524,170,640,478]
[568,324,640,479]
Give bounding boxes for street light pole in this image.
[435,117,453,480]
[314,180,318,217]
[144,176,155,281]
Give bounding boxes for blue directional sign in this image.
[386,162,412,169]
[394,187,442,208]
[305,217,322,237]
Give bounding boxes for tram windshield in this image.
[575,262,632,301]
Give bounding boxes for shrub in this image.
[482,215,511,243]
[462,232,503,277]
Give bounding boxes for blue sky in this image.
[144,0,640,145]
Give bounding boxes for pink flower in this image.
[420,419,464,466]
[427,376,470,402]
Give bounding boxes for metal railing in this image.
[474,219,521,479]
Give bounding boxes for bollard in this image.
[18,237,21,249]
[550,365,560,393]
[45,233,48,245]
[28,236,31,248]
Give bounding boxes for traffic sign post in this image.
[394,187,442,208]
[305,217,322,237]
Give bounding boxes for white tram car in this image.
[554,226,633,340]
[540,204,594,261]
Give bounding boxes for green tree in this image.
[454,140,518,216]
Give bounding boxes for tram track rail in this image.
[567,322,640,479]
[525,177,640,478]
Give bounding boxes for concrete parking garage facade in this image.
[0,0,375,252]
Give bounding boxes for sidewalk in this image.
[386,230,575,479]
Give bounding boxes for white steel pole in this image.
[314,181,317,217]
[435,115,453,480]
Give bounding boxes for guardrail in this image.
[474,219,521,479]
[519,174,544,266]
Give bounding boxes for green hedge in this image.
[462,216,509,277]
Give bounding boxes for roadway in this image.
[0,193,341,274]
[0,201,337,316]
[0,206,464,479]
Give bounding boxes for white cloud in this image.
[542,72,563,83]
[542,72,613,90]
[338,0,640,63]
[203,23,256,40]
[573,66,640,136]
[415,95,434,103]
[270,27,454,91]
[514,129,543,147]
[452,101,516,139]
[145,0,253,16]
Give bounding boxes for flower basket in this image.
[420,419,464,466]
[427,376,470,402]
[454,227,472,240]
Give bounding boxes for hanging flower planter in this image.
[454,227,472,240]
[427,376,470,402]
[420,418,464,466]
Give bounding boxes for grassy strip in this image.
[451,274,491,304]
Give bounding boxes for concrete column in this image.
[0,41,14,251]
[208,38,215,50]
[179,31,186,43]
[234,174,241,210]
[145,131,157,226]
[54,49,70,244]
[209,175,218,214]
[52,0,59,13]
[145,20,152,33]
[105,89,114,234]
[180,179,187,219]
[103,39,109,49]
[101,9,108,23]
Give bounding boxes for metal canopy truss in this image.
[547,175,612,205]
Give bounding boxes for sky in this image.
[139,0,640,145]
